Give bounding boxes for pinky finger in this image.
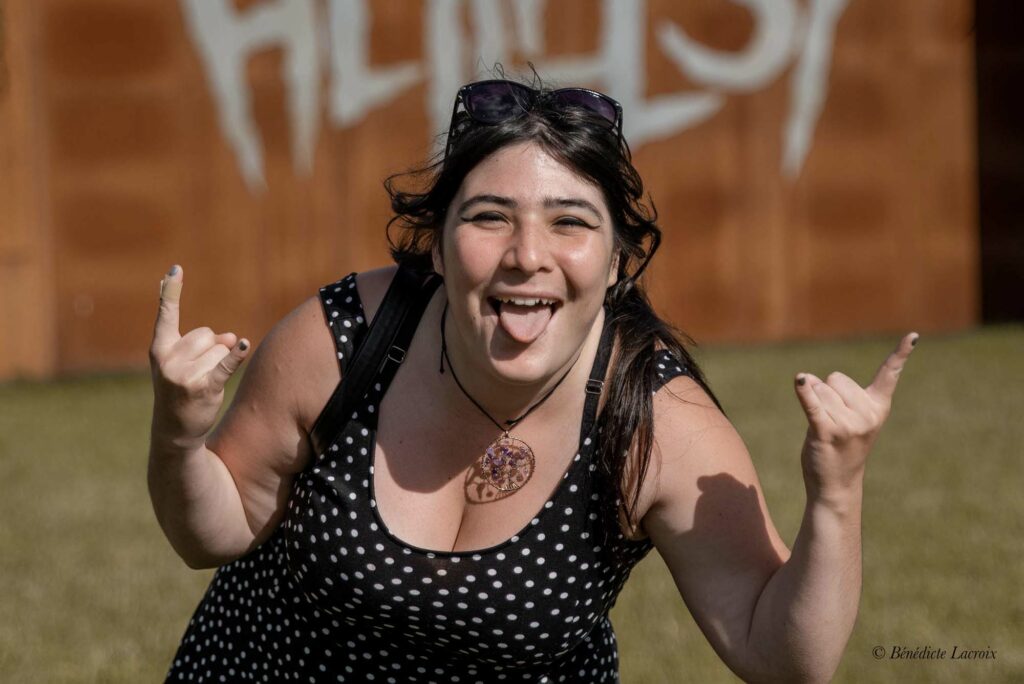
[206,338,251,392]
[795,372,831,429]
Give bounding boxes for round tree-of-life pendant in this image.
[480,434,535,492]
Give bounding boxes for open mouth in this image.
[487,296,561,344]
[487,296,560,315]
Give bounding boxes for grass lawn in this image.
[1,324,1021,683]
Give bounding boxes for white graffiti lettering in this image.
[180,0,848,191]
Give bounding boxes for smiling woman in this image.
[150,76,918,683]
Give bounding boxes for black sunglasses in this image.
[445,80,623,157]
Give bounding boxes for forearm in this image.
[147,427,255,569]
[741,487,863,683]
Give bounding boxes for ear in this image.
[606,250,620,288]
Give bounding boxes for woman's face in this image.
[434,141,619,386]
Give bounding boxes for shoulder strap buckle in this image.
[585,378,604,395]
[386,345,406,365]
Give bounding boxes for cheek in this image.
[562,240,616,295]
[447,231,497,287]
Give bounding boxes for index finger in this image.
[866,331,919,403]
[153,264,183,350]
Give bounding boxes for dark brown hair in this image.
[384,77,725,533]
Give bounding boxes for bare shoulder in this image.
[653,372,729,434]
[261,294,342,433]
[624,374,735,528]
[642,370,791,570]
[355,264,400,325]
[645,373,755,520]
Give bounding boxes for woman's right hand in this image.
[149,265,250,451]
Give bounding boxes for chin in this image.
[485,332,575,386]
[487,358,552,386]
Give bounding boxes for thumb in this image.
[208,338,251,391]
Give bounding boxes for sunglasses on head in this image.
[445,79,624,157]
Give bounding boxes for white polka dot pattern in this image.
[164,273,693,682]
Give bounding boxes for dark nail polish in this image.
[168,265,179,276]
[911,335,918,347]
[797,375,806,386]
[239,340,249,351]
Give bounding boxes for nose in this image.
[501,220,552,274]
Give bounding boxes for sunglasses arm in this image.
[444,93,465,159]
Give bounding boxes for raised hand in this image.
[793,332,919,502]
[149,265,250,451]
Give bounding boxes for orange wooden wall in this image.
[0,0,977,380]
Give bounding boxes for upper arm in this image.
[206,294,340,548]
[644,374,791,675]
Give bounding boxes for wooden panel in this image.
[40,0,188,372]
[0,0,57,379]
[0,0,979,379]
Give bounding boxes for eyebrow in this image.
[456,194,603,219]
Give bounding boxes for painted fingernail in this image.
[167,265,179,276]
[911,335,919,347]
[797,375,806,386]
[239,340,249,351]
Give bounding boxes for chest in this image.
[280,336,659,665]
[372,359,592,554]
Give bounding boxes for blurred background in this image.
[0,0,1021,682]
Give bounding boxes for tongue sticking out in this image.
[497,302,553,344]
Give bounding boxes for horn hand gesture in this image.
[149,265,251,451]
[794,332,919,502]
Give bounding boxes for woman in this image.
[150,78,917,682]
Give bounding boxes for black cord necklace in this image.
[439,301,581,492]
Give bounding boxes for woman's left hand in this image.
[794,332,919,503]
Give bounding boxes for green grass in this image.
[1,325,1021,683]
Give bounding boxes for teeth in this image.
[495,297,556,307]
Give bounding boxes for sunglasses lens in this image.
[552,90,618,126]
[464,82,532,124]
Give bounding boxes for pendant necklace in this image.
[439,302,581,492]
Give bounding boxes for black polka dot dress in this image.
[165,273,693,683]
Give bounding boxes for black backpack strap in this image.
[309,267,440,456]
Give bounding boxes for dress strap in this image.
[578,307,616,448]
[652,349,694,391]
[317,273,366,375]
